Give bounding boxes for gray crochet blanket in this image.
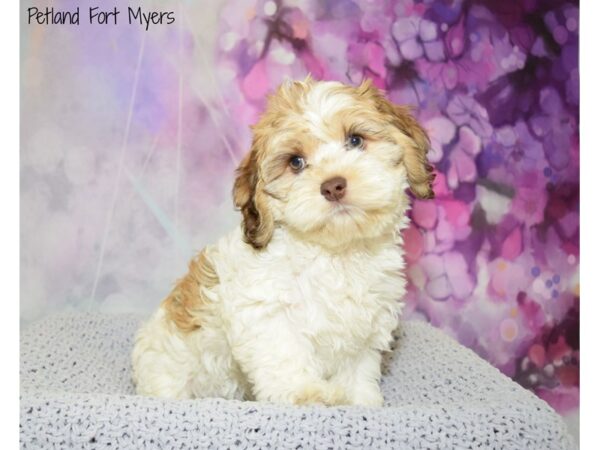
[20,313,575,449]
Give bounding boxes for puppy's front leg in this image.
[331,348,385,407]
[230,318,347,406]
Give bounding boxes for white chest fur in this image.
[210,227,406,375]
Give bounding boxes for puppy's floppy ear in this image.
[388,104,435,199]
[233,142,274,249]
[358,80,435,200]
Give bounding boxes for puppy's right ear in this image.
[233,143,274,249]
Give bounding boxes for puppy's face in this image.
[234,78,434,250]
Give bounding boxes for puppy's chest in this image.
[281,251,404,350]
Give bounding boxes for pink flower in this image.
[501,227,522,261]
[403,224,425,263]
[392,17,443,61]
[446,94,494,139]
[420,251,474,301]
[511,182,548,227]
[518,294,546,332]
[445,15,466,58]
[432,170,451,198]
[412,200,438,229]
[423,116,456,163]
[444,252,475,299]
[242,60,271,101]
[447,126,481,188]
[489,258,529,300]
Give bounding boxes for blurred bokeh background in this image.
[21,0,579,431]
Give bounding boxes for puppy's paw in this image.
[293,381,348,406]
[351,385,384,407]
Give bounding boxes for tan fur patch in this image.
[233,146,275,249]
[162,249,219,332]
[232,81,320,249]
[357,79,435,199]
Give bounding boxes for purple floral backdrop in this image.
[21,0,578,420]
[216,0,579,415]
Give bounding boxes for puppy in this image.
[131,77,434,406]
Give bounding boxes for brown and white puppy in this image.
[132,77,434,406]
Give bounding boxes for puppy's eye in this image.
[289,155,306,172]
[347,134,364,150]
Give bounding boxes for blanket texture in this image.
[20,313,575,449]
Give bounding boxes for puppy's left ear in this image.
[389,104,435,199]
[232,143,274,249]
[359,80,435,199]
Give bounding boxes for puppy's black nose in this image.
[320,176,347,202]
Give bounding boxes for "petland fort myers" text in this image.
[27,7,175,31]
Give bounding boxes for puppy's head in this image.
[233,77,434,250]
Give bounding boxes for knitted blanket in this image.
[20,313,575,449]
